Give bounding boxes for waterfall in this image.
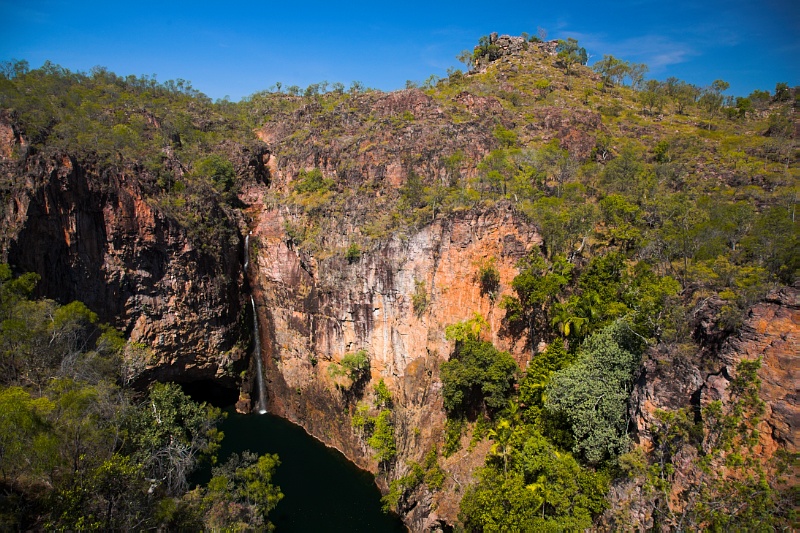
[244,233,250,271]
[251,296,268,414]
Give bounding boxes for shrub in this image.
[293,168,332,194]
[328,350,370,390]
[345,243,361,263]
[374,379,392,409]
[477,258,501,300]
[368,410,396,464]
[412,280,429,318]
[441,337,518,418]
[443,418,465,457]
[194,155,235,192]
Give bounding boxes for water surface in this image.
[211,408,407,532]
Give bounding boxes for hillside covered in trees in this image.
[0,33,797,531]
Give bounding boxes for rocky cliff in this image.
[631,286,798,455]
[1,37,796,531]
[608,285,799,529]
[243,178,539,526]
[0,138,248,388]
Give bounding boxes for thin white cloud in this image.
[559,31,697,71]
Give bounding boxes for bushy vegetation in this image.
[1,29,797,530]
[328,349,371,392]
[351,375,397,468]
[441,319,518,418]
[0,266,281,530]
[476,257,501,300]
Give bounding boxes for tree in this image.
[493,125,518,149]
[349,80,365,94]
[699,79,729,116]
[194,155,235,192]
[487,419,514,474]
[440,335,519,418]
[639,79,665,115]
[476,149,515,197]
[125,382,223,496]
[476,257,501,301]
[518,339,573,425]
[293,168,332,194]
[550,300,588,339]
[627,63,649,90]
[773,82,790,101]
[527,196,596,259]
[670,81,700,114]
[592,55,628,88]
[740,206,799,284]
[91,454,146,531]
[373,379,392,409]
[457,49,474,71]
[656,192,709,286]
[501,251,572,348]
[555,38,588,75]
[203,451,283,531]
[0,386,54,486]
[473,35,501,62]
[619,262,681,342]
[459,429,609,531]
[600,194,642,249]
[601,143,646,198]
[459,469,542,530]
[329,349,371,391]
[411,279,429,318]
[367,409,396,464]
[545,321,643,464]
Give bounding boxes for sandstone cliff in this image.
[0,141,247,388]
[608,285,799,529]
[244,179,539,527]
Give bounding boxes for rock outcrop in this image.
[246,187,539,525]
[0,146,247,387]
[614,285,799,529]
[631,285,798,455]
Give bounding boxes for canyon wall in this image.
[244,185,540,527]
[606,285,799,529]
[0,147,247,387]
[2,72,796,531]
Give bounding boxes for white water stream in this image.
[251,296,268,414]
[243,233,250,271]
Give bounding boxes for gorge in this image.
[0,35,796,531]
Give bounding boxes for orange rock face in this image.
[246,197,540,526]
[725,287,798,454]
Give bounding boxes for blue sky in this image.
[1,0,797,100]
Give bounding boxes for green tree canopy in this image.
[545,321,643,464]
[441,336,519,418]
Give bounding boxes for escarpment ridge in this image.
[1,36,796,530]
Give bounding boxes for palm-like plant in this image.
[550,301,586,338]
[488,419,514,475]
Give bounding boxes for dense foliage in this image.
[0,267,281,530]
[1,29,797,530]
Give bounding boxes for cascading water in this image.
[251,296,268,414]
[244,233,250,271]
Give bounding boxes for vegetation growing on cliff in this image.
[1,29,797,531]
[0,266,281,530]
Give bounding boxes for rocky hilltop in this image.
[0,35,797,530]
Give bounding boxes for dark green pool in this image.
[211,408,407,532]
